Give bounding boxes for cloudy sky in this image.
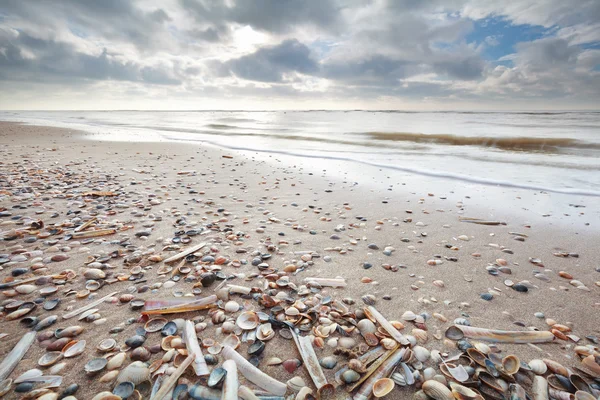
[0,0,599,110]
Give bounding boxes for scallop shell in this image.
[412,328,428,343]
[116,361,150,385]
[529,359,548,375]
[373,378,395,398]
[423,380,454,400]
[236,311,259,330]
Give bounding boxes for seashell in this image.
[266,357,282,366]
[116,361,150,385]
[236,311,259,330]
[15,284,37,294]
[373,378,395,398]
[581,355,600,376]
[569,374,591,393]
[247,341,265,356]
[256,323,275,341]
[445,326,464,340]
[49,362,66,374]
[107,353,127,370]
[38,352,63,367]
[574,391,596,400]
[342,369,361,384]
[55,326,84,338]
[43,299,60,311]
[363,332,379,347]
[412,328,428,343]
[161,321,178,336]
[130,347,151,362]
[85,280,101,291]
[391,372,407,387]
[413,346,430,362]
[63,340,86,358]
[222,334,241,350]
[502,355,520,375]
[144,317,167,333]
[113,381,135,399]
[357,318,377,335]
[99,370,119,383]
[208,367,227,388]
[92,391,121,400]
[83,268,106,280]
[319,356,337,369]
[85,357,108,375]
[529,359,548,375]
[402,311,417,321]
[224,301,239,313]
[474,343,491,355]
[544,359,569,377]
[97,338,117,352]
[381,338,398,350]
[282,358,302,373]
[287,376,307,391]
[449,382,481,400]
[423,379,454,400]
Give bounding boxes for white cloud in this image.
[0,0,598,109]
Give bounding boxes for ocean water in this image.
[2,110,600,196]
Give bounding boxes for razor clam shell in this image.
[222,345,287,396]
[453,325,555,343]
[0,331,36,381]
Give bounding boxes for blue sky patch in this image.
[466,17,548,62]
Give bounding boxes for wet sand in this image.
[0,121,599,399]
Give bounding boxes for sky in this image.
[0,0,599,110]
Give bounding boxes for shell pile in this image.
[0,135,599,400]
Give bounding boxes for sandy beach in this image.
[0,121,599,400]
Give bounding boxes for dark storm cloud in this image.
[227,39,319,82]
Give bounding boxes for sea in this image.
[2,110,599,197]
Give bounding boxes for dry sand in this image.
[0,121,599,399]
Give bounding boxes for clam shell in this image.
[85,358,108,374]
[357,319,377,335]
[92,392,121,400]
[99,370,119,383]
[116,361,150,385]
[38,352,63,367]
[84,268,106,280]
[97,338,116,352]
[107,353,127,370]
[449,382,482,400]
[413,346,430,362]
[423,380,454,400]
[113,381,135,399]
[502,355,520,375]
[15,368,43,383]
[529,359,548,375]
[63,340,86,358]
[373,378,395,398]
[236,311,259,330]
[574,391,596,400]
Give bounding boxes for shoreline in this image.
[1,121,599,399]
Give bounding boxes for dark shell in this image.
[125,335,146,348]
[200,272,216,287]
[161,321,178,337]
[43,299,60,311]
[113,381,135,399]
[85,357,108,374]
[248,340,265,356]
[207,367,226,388]
[512,284,528,293]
